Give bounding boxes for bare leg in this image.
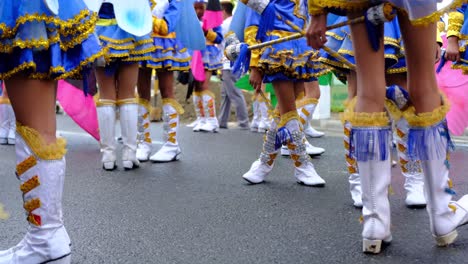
[6,79,56,144]
[347,71,357,100]
[157,70,175,99]
[274,81,297,115]
[117,63,139,100]
[137,67,152,101]
[304,81,320,99]
[95,68,117,101]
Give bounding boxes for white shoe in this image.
[187,119,198,128]
[193,118,205,132]
[281,143,324,156]
[295,161,326,187]
[151,99,183,162]
[119,101,140,170]
[136,143,152,162]
[0,125,71,264]
[242,159,273,184]
[243,119,279,184]
[304,126,325,138]
[200,118,219,133]
[257,121,268,133]
[97,101,117,171]
[349,173,363,208]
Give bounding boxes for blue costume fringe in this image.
[407,120,455,161]
[350,127,391,162]
[275,127,293,150]
[232,43,250,78]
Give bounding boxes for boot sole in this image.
[297,181,325,188]
[151,153,181,163]
[406,203,426,209]
[123,161,140,170]
[242,177,264,185]
[435,230,458,247]
[362,238,391,254]
[103,162,117,171]
[41,253,71,264]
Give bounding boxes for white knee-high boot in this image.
[405,101,468,246]
[118,98,140,170]
[0,124,71,264]
[150,98,184,162]
[192,91,205,132]
[200,90,219,133]
[136,98,152,162]
[97,99,117,170]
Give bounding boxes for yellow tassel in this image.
[448,204,457,213]
[16,124,67,160]
[403,96,449,127]
[0,203,10,220]
[448,179,454,189]
[278,111,300,128]
[359,215,364,224]
[162,98,185,115]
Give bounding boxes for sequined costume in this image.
[448,4,468,73]
[202,23,224,71]
[143,0,191,71]
[96,0,155,63]
[0,0,104,80]
[257,0,330,83]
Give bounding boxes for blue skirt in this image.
[0,0,104,80]
[202,45,223,71]
[259,37,330,83]
[319,16,403,74]
[96,3,154,63]
[141,35,191,71]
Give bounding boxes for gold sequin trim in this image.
[16,156,37,177]
[20,175,40,194]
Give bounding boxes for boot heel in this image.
[103,162,116,171]
[435,230,458,246]
[47,254,71,264]
[362,239,382,254]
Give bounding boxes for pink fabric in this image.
[57,80,100,141]
[191,50,206,82]
[202,10,223,30]
[436,38,468,135]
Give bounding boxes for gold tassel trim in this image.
[202,90,216,99]
[162,98,185,115]
[278,111,300,128]
[384,98,403,121]
[24,198,41,213]
[342,97,389,127]
[20,175,40,194]
[297,98,318,109]
[16,124,67,160]
[138,98,151,112]
[403,97,449,127]
[16,155,37,176]
[96,99,116,107]
[116,98,138,106]
[0,98,11,104]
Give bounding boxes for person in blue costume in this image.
[240,0,330,186]
[446,4,468,73]
[136,0,190,163]
[308,0,468,254]
[95,0,155,171]
[191,0,224,133]
[0,1,104,263]
[320,15,432,209]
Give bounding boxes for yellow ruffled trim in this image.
[138,98,151,112]
[16,123,67,160]
[162,98,185,115]
[384,98,403,121]
[403,96,450,127]
[308,0,369,16]
[278,111,300,128]
[447,11,464,38]
[206,30,218,43]
[116,98,138,106]
[342,97,389,127]
[0,98,11,104]
[0,203,9,220]
[96,99,116,107]
[409,0,464,27]
[202,90,216,99]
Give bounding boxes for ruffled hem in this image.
[0,1,104,80]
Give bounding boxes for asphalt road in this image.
[1,115,468,264]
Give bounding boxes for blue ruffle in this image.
[201,45,222,71]
[141,36,191,71]
[0,0,103,80]
[96,3,154,63]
